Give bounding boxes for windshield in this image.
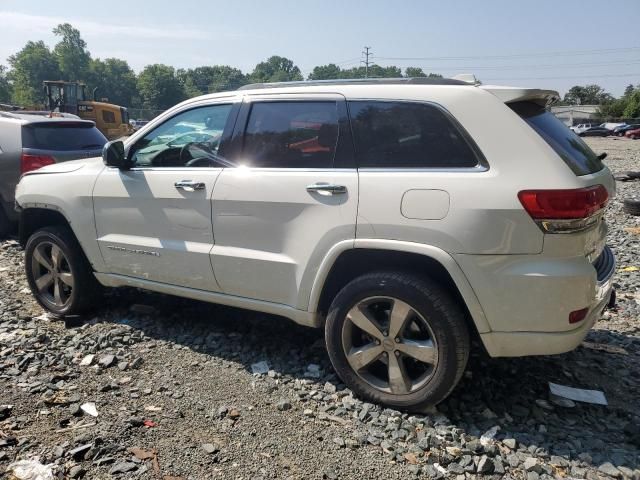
[510,102,604,176]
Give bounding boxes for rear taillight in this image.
[518,185,608,233]
[20,154,55,174]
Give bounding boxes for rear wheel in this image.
[25,226,102,316]
[325,272,469,410]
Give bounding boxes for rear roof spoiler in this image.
[479,85,560,107]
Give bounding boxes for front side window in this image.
[349,101,480,168]
[242,101,339,168]
[131,104,232,168]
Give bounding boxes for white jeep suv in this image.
[15,78,616,410]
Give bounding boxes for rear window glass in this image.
[348,101,481,168]
[509,102,604,176]
[22,124,107,151]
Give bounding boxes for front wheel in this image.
[325,272,470,410]
[24,226,102,316]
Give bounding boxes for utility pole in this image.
[362,46,372,78]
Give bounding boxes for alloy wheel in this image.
[31,241,74,308]
[341,296,438,395]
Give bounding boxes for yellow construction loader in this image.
[43,81,133,139]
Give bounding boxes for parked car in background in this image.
[579,126,611,137]
[15,78,615,409]
[0,112,107,235]
[625,127,640,139]
[599,122,625,131]
[615,124,640,136]
[570,123,594,134]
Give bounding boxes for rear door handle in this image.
[174,180,205,192]
[306,183,347,195]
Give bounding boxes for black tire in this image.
[24,226,102,316]
[623,197,640,216]
[325,272,470,410]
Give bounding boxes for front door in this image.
[211,94,358,308]
[93,100,238,290]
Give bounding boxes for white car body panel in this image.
[211,167,358,308]
[14,81,616,358]
[93,167,222,290]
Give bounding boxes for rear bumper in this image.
[456,246,615,357]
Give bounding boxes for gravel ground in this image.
[1,137,639,480]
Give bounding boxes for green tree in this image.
[137,64,186,109]
[8,40,61,105]
[88,58,137,106]
[177,66,247,97]
[308,64,342,80]
[623,89,640,118]
[250,56,303,83]
[0,66,11,103]
[53,23,91,81]
[563,84,613,105]
[404,67,442,78]
[623,84,635,97]
[404,67,426,77]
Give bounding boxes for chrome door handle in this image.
[306,183,347,195]
[174,180,205,192]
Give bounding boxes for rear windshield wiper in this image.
[597,152,607,161]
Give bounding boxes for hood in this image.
[23,156,103,176]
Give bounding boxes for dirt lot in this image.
[1,137,639,479]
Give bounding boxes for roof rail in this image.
[237,77,470,91]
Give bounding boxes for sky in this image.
[1,0,639,97]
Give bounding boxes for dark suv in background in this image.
[0,112,107,235]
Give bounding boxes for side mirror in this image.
[102,140,131,169]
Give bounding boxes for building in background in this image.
[551,105,599,126]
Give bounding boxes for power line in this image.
[483,72,640,81]
[362,46,372,78]
[374,46,640,62]
[375,60,640,71]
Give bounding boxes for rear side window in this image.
[509,102,604,176]
[22,124,107,151]
[242,101,339,168]
[348,101,480,168]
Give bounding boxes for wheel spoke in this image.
[34,245,53,271]
[388,299,412,339]
[396,339,437,365]
[35,272,54,293]
[51,245,63,269]
[387,353,411,394]
[53,279,64,305]
[347,343,384,371]
[58,272,74,287]
[348,306,383,340]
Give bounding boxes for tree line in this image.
[560,84,640,119]
[0,23,637,120]
[0,24,441,115]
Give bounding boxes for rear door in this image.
[211,94,358,308]
[93,99,239,290]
